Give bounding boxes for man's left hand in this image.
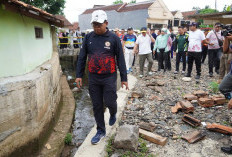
[121,82,129,90]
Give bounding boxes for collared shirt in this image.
[153,33,171,53]
[175,33,189,52]
[188,30,206,52]
[206,30,224,49]
[76,30,127,82]
[123,34,137,48]
[136,34,152,55]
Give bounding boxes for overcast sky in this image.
[64,0,232,23]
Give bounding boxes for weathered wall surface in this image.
[0,53,62,157]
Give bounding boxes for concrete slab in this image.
[74,74,137,157]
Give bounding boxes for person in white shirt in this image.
[133,27,155,78]
[206,23,224,77]
[186,22,207,79]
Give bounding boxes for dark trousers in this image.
[187,52,202,76]
[73,40,79,48]
[167,51,171,70]
[176,51,186,71]
[158,49,169,71]
[88,73,117,132]
[208,49,220,74]
[201,46,208,63]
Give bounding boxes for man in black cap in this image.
[75,10,128,145]
[133,27,155,78]
[186,22,207,79]
[122,27,137,74]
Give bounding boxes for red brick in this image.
[206,123,232,135]
[182,114,201,127]
[212,97,227,105]
[139,129,167,146]
[139,122,156,132]
[180,101,194,113]
[182,131,206,143]
[183,94,198,101]
[198,98,214,107]
[171,102,182,113]
[193,90,208,97]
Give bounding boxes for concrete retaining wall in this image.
[0,53,62,157]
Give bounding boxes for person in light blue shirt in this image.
[153,28,171,72]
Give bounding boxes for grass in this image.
[209,81,219,94]
[64,133,72,145]
[106,136,156,157]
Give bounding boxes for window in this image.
[174,19,180,27]
[35,27,43,39]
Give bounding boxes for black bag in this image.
[214,31,223,47]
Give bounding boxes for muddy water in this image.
[60,56,95,157]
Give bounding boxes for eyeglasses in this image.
[92,22,103,27]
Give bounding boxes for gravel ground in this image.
[119,55,232,157]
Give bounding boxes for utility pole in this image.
[215,0,217,12]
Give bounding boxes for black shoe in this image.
[221,146,232,154]
[185,73,191,77]
[215,70,219,74]
[109,114,116,126]
[195,75,200,79]
[209,72,213,77]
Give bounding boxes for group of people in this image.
[58,27,82,49]
[75,10,232,154]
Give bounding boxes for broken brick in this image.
[198,98,214,107]
[146,80,165,87]
[228,99,232,109]
[180,101,194,113]
[182,131,206,143]
[149,86,163,93]
[131,92,144,98]
[193,90,208,98]
[149,95,164,101]
[206,123,232,135]
[171,102,182,113]
[183,94,198,101]
[139,129,167,146]
[182,114,201,127]
[212,97,227,105]
[139,122,156,132]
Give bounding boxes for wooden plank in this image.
[139,129,167,146]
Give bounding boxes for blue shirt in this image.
[123,34,137,48]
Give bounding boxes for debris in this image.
[182,77,192,82]
[146,80,165,86]
[182,114,201,127]
[114,125,139,151]
[149,86,163,93]
[171,102,182,113]
[180,101,194,113]
[206,123,232,135]
[149,95,164,101]
[139,129,167,146]
[193,90,208,98]
[183,94,198,101]
[198,98,214,107]
[228,99,232,109]
[131,92,144,99]
[72,87,81,92]
[45,143,51,150]
[182,131,206,143]
[212,97,227,105]
[139,122,156,132]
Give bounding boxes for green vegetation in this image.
[21,0,65,15]
[64,133,72,145]
[209,81,219,94]
[113,0,123,4]
[106,135,115,157]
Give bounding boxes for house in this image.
[189,11,232,25]
[0,0,64,156]
[181,10,197,25]
[69,22,79,30]
[171,11,184,29]
[79,0,175,30]
[55,14,73,32]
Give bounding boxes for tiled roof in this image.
[1,0,64,27]
[182,10,197,20]
[81,1,154,15]
[171,11,177,16]
[55,15,73,27]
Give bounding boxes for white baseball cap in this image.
[90,10,107,24]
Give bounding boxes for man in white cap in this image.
[75,10,128,145]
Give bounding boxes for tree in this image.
[130,0,136,3]
[21,0,65,15]
[199,5,218,14]
[113,0,123,4]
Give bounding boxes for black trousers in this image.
[167,51,171,70]
[201,46,208,63]
[176,51,186,71]
[158,49,169,71]
[208,49,220,74]
[88,73,117,132]
[187,52,202,76]
[73,40,79,48]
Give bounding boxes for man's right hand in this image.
[75,78,82,88]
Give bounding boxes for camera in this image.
[221,24,232,36]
